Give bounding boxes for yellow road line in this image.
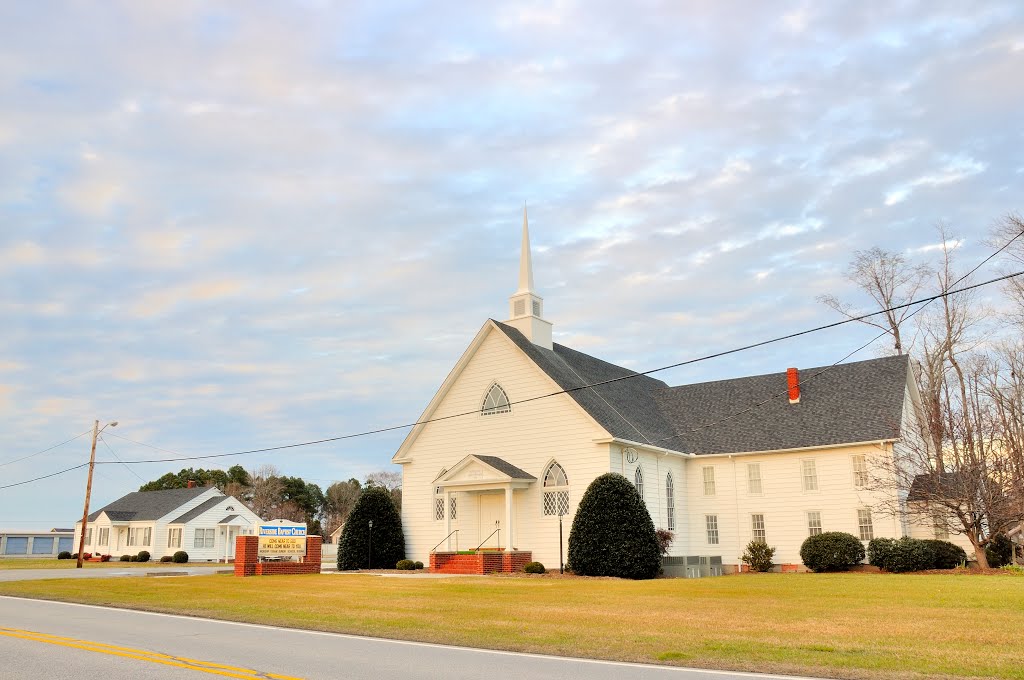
[0,627,304,680]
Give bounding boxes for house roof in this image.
[87,487,212,523]
[218,515,240,524]
[472,455,536,480]
[168,496,227,524]
[494,321,910,455]
[907,471,969,502]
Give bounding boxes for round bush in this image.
[129,555,138,562]
[82,552,92,559]
[523,561,546,574]
[986,533,1013,568]
[924,540,967,569]
[57,551,72,560]
[741,540,776,572]
[395,559,415,570]
[172,550,189,564]
[881,537,935,573]
[567,473,662,579]
[160,555,173,563]
[136,550,151,563]
[867,538,896,568]
[414,561,423,570]
[120,554,131,562]
[338,486,405,570]
[799,532,865,572]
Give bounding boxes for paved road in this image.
[0,596,814,680]
[0,567,232,582]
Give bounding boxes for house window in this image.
[98,528,109,546]
[705,515,719,545]
[802,459,818,492]
[747,463,762,494]
[666,472,675,531]
[702,466,716,496]
[852,455,868,488]
[85,528,92,545]
[634,466,645,500]
[543,462,570,516]
[449,495,458,521]
[807,511,823,536]
[127,528,138,547]
[751,514,766,542]
[857,509,874,541]
[168,528,182,549]
[933,511,949,539]
[434,497,444,521]
[194,528,215,549]
[481,383,511,415]
[143,528,152,546]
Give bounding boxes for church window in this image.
[702,466,716,495]
[751,514,766,542]
[857,508,874,541]
[852,454,868,488]
[706,515,719,545]
[542,462,569,516]
[449,495,458,521]
[634,466,644,500]
[434,497,444,521]
[666,472,675,531]
[481,383,511,416]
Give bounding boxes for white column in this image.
[445,490,452,551]
[504,485,513,551]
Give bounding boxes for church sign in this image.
[257,522,307,557]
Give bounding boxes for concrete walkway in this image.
[0,566,232,582]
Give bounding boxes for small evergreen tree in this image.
[338,486,405,570]
[985,533,1013,568]
[567,473,662,579]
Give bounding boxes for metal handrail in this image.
[473,528,500,552]
[431,529,459,553]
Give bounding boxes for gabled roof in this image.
[168,496,226,524]
[472,455,536,480]
[907,471,970,502]
[494,322,911,455]
[86,487,213,523]
[437,454,537,487]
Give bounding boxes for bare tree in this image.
[818,247,932,355]
[365,470,402,513]
[323,478,362,539]
[247,464,284,519]
[988,213,1024,329]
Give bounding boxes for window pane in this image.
[706,515,719,545]
[802,460,818,491]
[634,467,644,500]
[194,529,204,549]
[751,514,766,542]
[858,509,874,541]
[807,511,822,536]
[852,455,868,487]
[703,467,716,495]
[544,462,567,487]
[747,463,762,494]
[434,497,444,521]
[205,529,215,548]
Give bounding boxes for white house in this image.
[73,486,263,562]
[393,212,972,573]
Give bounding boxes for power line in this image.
[0,429,92,468]
[99,436,148,484]
[0,463,89,490]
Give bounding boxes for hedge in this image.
[799,532,865,572]
[338,486,405,570]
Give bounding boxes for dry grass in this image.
[0,558,225,570]
[0,572,1021,680]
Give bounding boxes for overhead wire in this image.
[0,429,93,468]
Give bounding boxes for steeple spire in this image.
[517,206,535,294]
[505,206,553,350]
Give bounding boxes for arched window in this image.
[634,466,644,500]
[666,472,675,531]
[542,461,569,516]
[481,383,511,415]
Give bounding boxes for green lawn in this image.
[0,572,1020,680]
[0,558,226,570]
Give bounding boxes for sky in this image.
[2,1,1022,528]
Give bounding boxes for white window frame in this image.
[194,528,215,549]
[433,485,444,521]
[168,527,182,549]
[665,472,675,531]
[84,528,92,546]
[542,462,570,517]
[98,528,109,546]
[702,466,716,496]
[449,495,458,521]
[480,383,511,416]
[807,511,823,536]
[933,511,949,539]
[127,528,138,547]
[634,466,644,501]
[801,459,818,492]
[705,515,719,545]
[751,514,766,543]
[747,463,762,494]
[857,508,874,541]
[852,454,868,488]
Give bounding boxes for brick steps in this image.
[430,551,532,575]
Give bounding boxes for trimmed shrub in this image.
[395,559,415,570]
[99,554,111,562]
[881,537,935,573]
[71,553,79,559]
[160,555,173,563]
[136,550,151,563]
[120,554,131,562]
[82,552,92,559]
[986,533,1013,568]
[523,561,546,574]
[338,486,405,570]
[655,529,674,556]
[567,473,662,579]
[868,538,896,568]
[414,561,423,570]
[129,555,138,562]
[741,541,776,572]
[172,551,189,564]
[925,540,967,569]
[57,551,72,560]
[799,532,865,572]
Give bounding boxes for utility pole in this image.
[76,419,117,569]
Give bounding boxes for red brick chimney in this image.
[187,480,196,488]
[787,367,800,404]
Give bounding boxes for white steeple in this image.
[506,207,553,350]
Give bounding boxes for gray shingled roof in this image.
[218,515,240,524]
[474,455,536,480]
[87,487,212,522]
[168,496,226,524]
[493,321,909,455]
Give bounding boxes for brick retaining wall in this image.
[234,535,322,577]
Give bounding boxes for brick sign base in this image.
[234,535,322,577]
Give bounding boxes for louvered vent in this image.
[532,300,541,316]
[514,299,526,316]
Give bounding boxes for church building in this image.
[392,212,942,574]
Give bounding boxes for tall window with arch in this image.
[481,383,511,415]
[542,461,569,516]
[665,472,675,530]
[634,466,644,501]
